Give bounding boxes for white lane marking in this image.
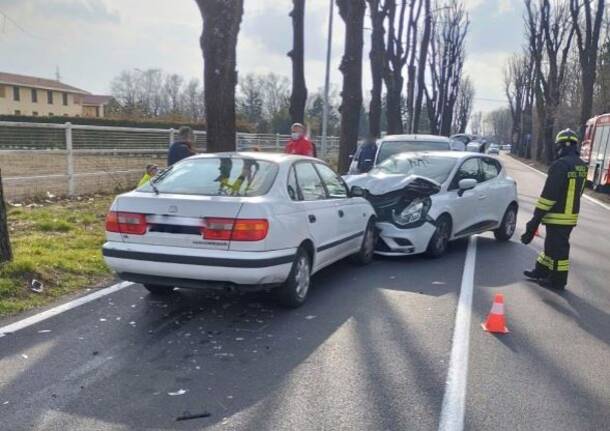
[438,236,477,431]
[0,281,133,336]
[507,155,610,211]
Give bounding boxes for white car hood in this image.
[345,173,441,196]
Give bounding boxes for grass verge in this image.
[0,195,114,317]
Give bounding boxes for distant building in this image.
[0,71,111,118]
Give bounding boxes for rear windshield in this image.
[138,157,278,196]
[371,154,457,184]
[377,140,451,164]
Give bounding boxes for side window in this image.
[453,158,482,186]
[294,163,327,201]
[314,163,348,199]
[481,158,500,181]
[287,166,300,201]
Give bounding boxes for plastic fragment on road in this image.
[99,318,107,322]
[305,315,317,320]
[176,411,211,422]
[168,389,187,396]
[29,279,44,293]
[21,354,28,359]
[37,330,51,333]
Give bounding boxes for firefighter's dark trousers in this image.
[534,225,574,287]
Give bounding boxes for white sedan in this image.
[345,151,518,257]
[102,152,376,307]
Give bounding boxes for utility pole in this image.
[321,0,334,157]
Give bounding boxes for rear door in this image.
[293,162,341,270]
[480,157,507,224]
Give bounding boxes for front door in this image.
[449,157,486,237]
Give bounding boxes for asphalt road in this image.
[0,154,608,431]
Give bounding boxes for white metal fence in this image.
[0,121,340,201]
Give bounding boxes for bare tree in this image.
[413,0,432,133]
[383,0,407,133]
[452,76,474,134]
[0,170,11,264]
[570,0,605,133]
[195,0,244,152]
[470,111,482,135]
[336,0,366,173]
[181,78,205,122]
[163,74,184,115]
[424,0,469,136]
[526,0,575,162]
[366,0,389,138]
[504,53,535,156]
[288,0,307,124]
[404,0,425,133]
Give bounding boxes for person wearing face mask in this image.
[521,129,587,290]
[284,123,314,157]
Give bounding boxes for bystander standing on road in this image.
[284,123,314,157]
[137,164,159,187]
[356,137,378,173]
[168,126,196,166]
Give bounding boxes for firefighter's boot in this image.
[524,268,545,281]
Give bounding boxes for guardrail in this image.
[0,121,339,201]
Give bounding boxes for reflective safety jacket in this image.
[534,148,587,226]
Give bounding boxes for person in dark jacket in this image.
[521,129,587,290]
[168,126,196,166]
[357,137,378,173]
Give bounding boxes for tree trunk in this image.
[288,0,307,125]
[0,170,12,264]
[195,0,244,152]
[413,1,431,134]
[336,0,365,173]
[367,0,386,138]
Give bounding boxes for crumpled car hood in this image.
[344,173,441,196]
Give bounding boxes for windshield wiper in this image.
[150,166,174,195]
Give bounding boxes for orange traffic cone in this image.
[481,294,509,334]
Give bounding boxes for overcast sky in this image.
[0,0,523,114]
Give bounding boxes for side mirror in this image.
[350,185,365,197]
[458,178,477,196]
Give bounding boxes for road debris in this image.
[29,279,44,293]
[168,389,187,396]
[37,330,52,333]
[305,315,317,320]
[99,318,107,322]
[21,354,28,359]
[176,411,211,422]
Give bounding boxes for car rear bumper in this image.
[374,222,436,256]
[103,242,295,287]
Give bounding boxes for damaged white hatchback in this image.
[344,151,518,257]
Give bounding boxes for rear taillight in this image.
[105,211,148,235]
[201,218,268,242]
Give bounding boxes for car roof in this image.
[380,134,451,143]
[188,151,318,164]
[387,150,491,160]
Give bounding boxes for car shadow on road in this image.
[0,241,470,430]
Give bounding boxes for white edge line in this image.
[0,281,133,336]
[438,236,477,431]
[507,155,610,211]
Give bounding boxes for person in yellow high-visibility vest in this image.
[521,129,587,290]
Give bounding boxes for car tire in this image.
[275,247,311,308]
[494,204,518,241]
[143,284,175,295]
[426,215,451,258]
[351,219,376,266]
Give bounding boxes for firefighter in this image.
[521,129,587,290]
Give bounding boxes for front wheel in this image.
[351,220,376,266]
[494,205,517,241]
[275,247,311,308]
[426,216,451,258]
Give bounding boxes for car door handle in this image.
[478,194,488,200]
[338,210,344,218]
[308,214,317,223]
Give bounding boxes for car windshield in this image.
[371,154,457,184]
[377,140,451,164]
[138,157,278,196]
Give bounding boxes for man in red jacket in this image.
[284,123,315,157]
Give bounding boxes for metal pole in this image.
[65,122,75,196]
[321,0,334,159]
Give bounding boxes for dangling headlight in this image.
[392,198,431,226]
